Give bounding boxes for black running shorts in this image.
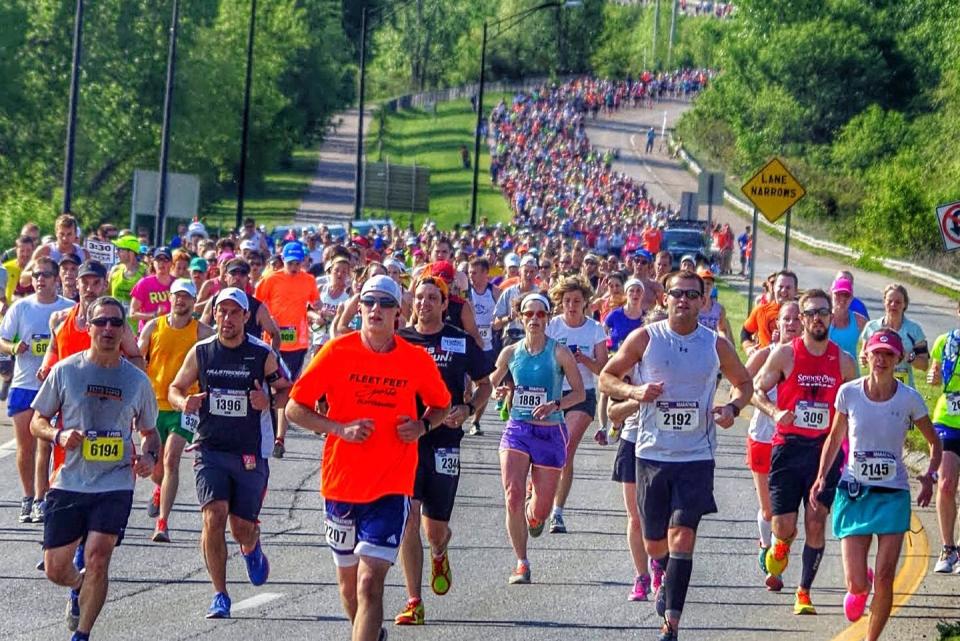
[768,435,842,516]
[635,458,717,541]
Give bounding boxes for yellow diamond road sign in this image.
[741,158,806,223]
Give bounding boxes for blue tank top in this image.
[509,337,564,424]
[829,310,860,361]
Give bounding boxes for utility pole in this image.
[62,0,85,214]
[354,6,367,221]
[469,21,487,227]
[236,0,257,232]
[652,0,660,70]
[155,0,180,246]
[667,0,677,69]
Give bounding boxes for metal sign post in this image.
[783,209,792,268]
[747,207,759,315]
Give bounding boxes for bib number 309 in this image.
[794,401,830,430]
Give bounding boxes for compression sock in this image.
[800,544,825,591]
[758,509,772,548]
[551,506,563,519]
[665,552,693,622]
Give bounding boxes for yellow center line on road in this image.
[830,513,930,641]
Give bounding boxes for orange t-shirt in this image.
[289,332,451,503]
[254,270,319,351]
[642,227,662,254]
[743,300,780,347]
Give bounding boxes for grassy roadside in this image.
[201,146,319,235]
[716,277,941,453]
[364,97,513,230]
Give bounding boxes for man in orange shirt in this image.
[740,270,798,354]
[286,274,450,641]
[642,224,662,255]
[254,241,320,457]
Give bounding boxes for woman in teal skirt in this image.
[811,328,941,640]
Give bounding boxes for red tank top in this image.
[54,304,91,363]
[774,337,843,443]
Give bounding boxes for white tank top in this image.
[469,284,497,351]
[698,301,722,331]
[748,387,776,444]
[635,319,721,462]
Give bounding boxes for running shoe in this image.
[469,422,483,436]
[243,540,270,586]
[152,519,171,543]
[147,485,160,519]
[593,427,608,446]
[549,513,567,534]
[657,620,678,641]
[526,499,544,537]
[765,540,791,577]
[378,628,388,641]
[65,589,80,631]
[650,557,665,592]
[394,597,424,625]
[36,559,44,571]
[628,574,651,601]
[272,439,285,459]
[765,573,784,592]
[70,632,90,641]
[508,561,531,585]
[758,546,769,574]
[793,588,816,615]
[431,551,452,595]
[843,568,873,622]
[936,547,959,573]
[206,592,231,619]
[30,498,45,523]
[18,497,32,523]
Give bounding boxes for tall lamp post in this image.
[469,1,582,227]
[236,0,257,232]
[62,0,85,214]
[155,0,180,246]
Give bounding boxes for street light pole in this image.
[155,0,180,247]
[354,6,367,221]
[667,0,677,69]
[469,20,487,228]
[62,0,85,214]
[236,0,257,232]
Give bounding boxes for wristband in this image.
[725,402,741,418]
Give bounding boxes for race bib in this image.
[946,393,960,416]
[324,515,356,552]
[441,336,466,354]
[30,334,51,356]
[513,386,547,411]
[82,430,123,462]
[180,412,200,434]
[435,448,460,477]
[279,326,297,345]
[853,450,897,483]
[655,401,699,431]
[479,326,492,342]
[210,388,248,417]
[794,400,830,430]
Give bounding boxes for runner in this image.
[607,366,653,601]
[31,296,158,641]
[632,249,664,313]
[546,275,609,532]
[284,274,451,641]
[168,287,290,619]
[467,257,500,435]
[393,276,494,625]
[599,269,752,641]
[138,279,214,542]
[489,293,585,584]
[741,270,798,354]
[199,257,281,351]
[129,247,174,331]
[929,299,960,573]
[311,255,353,351]
[654,250,672,282]
[753,288,858,611]
[493,254,541,346]
[695,268,733,342]
[859,284,927,388]
[604,277,645,354]
[58,253,81,302]
[828,276,866,365]
[254,241,320,457]
[0,256,74,522]
[745,302,801,580]
[108,235,147,329]
[811,328,940,638]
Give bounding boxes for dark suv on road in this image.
[662,226,709,269]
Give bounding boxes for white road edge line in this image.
[0,438,17,460]
[232,592,284,613]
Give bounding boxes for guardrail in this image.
[384,75,574,113]
[670,136,960,293]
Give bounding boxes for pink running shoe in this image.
[628,574,651,601]
[650,558,665,592]
[843,568,874,622]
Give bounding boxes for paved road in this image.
[585,101,958,341]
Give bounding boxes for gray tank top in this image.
[635,319,721,462]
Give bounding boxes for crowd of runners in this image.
[1,76,957,641]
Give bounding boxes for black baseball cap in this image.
[59,252,82,266]
[78,260,107,279]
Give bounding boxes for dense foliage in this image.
[674,0,960,272]
[0,0,355,242]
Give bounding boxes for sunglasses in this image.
[635,260,649,266]
[667,288,702,300]
[90,317,125,328]
[33,271,56,279]
[521,310,548,319]
[801,307,832,318]
[360,296,399,309]
[228,268,250,276]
